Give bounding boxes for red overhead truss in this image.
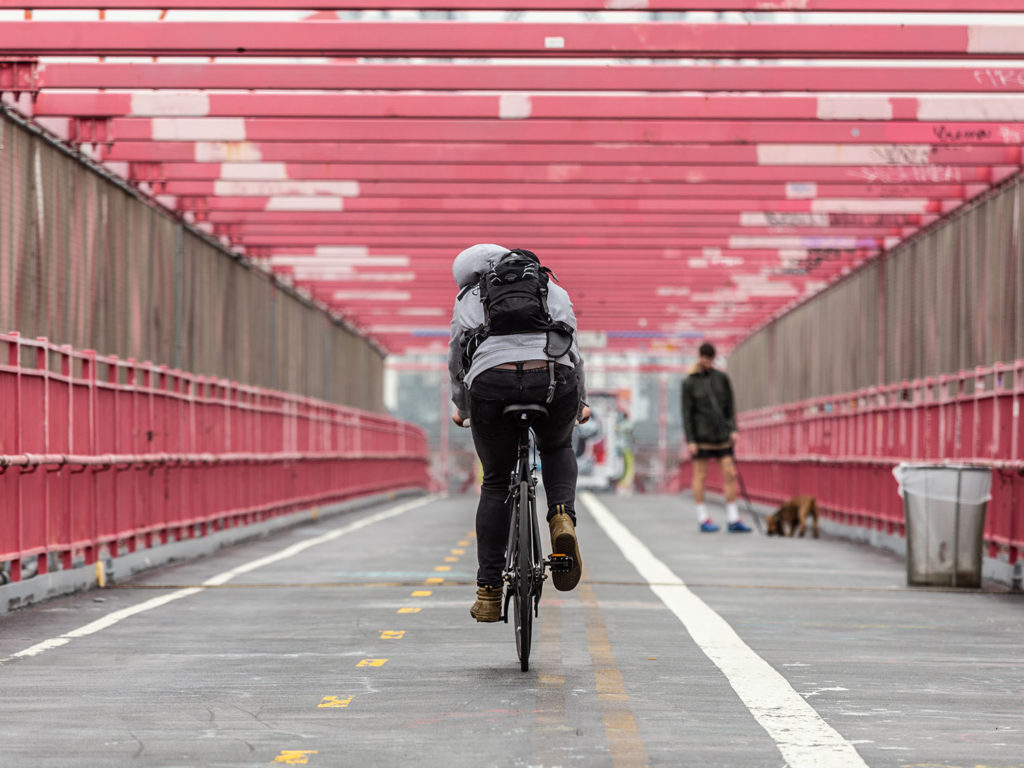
[2,3,1024,354]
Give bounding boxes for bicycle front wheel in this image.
[513,479,534,672]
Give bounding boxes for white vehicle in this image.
[573,390,632,492]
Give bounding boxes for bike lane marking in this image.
[0,495,439,667]
[578,577,651,768]
[580,492,870,768]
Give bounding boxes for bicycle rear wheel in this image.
[513,479,534,672]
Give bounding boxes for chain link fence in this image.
[730,174,1024,411]
[0,110,383,411]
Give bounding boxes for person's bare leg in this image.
[720,456,739,503]
[692,458,715,527]
[692,458,708,504]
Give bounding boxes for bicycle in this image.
[499,403,574,672]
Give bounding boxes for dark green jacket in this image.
[681,367,736,445]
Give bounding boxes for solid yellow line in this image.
[578,578,650,768]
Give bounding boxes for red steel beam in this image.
[2,22,1022,59]
[174,192,963,211]
[28,62,1024,93]
[219,224,906,238]
[97,118,1024,146]
[205,211,925,226]
[0,1,1018,11]
[129,163,1006,185]
[229,234,891,247]
[159,180,970,198]
[33,91,1024,122]
[97,141,1024,169]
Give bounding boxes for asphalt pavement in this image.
[1,492,1021,768]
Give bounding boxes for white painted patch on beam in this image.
[131,92,210,117]
[605,0,648,7]
[581,493,870,768]
[220,163,287,180]
[811,198,929,214]
[33,117,70,140]
[334,290,410,302]
[817,97,893,121]
[153,118,245,141]
[741,212,831,227]
[917,96,1024,121]
[758,144,932,166]
[729,236,862,249]
[216,180,359,197]
[265,197,344,211]
[544,36,565,49]
[315,246,370,258]
[195,142,263,163]
[499,94,532,120]
[968,26,1024,55]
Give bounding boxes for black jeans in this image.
[469,365,580,587]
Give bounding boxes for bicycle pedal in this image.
[546,553,574,573]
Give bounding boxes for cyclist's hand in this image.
[577,405,592,424]
[452,412,469,427]
[687,442,698,457]
[730,431,740,446]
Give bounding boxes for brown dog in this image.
[767,495,819,538]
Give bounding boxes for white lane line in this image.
[580,492,869,768]
[1,495,439,666]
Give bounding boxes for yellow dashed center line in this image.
[318,696,353,709]
[434,566,451,572]
[356,658,388,667]
[398,607,422,614]
[380,630,405,640]
[579,578,651,768]
[411,590,432,597]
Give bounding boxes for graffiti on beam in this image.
[973,68,1024,90]
[762,212,911,228]
[932,125,993,143]
[850,165,962,184]
[771,248,857,277]
[867,145,934,166]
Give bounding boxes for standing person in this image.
[448,244,591,623]
[681,342,752,533]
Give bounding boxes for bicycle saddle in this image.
[502,404,549,424]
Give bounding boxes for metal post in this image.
[952,467,962,588]
[439,377,449,493]
[172,223,184,370]
[657,372,668,492]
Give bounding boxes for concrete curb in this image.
[1,488,427,615]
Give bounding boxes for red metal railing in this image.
[676,361,1024,565]
[0,333,429,583]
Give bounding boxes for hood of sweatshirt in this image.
[452,243,508,288]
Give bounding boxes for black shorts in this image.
[694,445,734,460]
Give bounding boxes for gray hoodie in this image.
[447,243,587,418]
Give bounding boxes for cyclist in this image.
[448,244,590,622]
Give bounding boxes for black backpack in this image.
[460,248,574,371]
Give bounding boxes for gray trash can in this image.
[893,464,992,588]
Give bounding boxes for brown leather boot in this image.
[470,585,502,622]
[548,509,582,591]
